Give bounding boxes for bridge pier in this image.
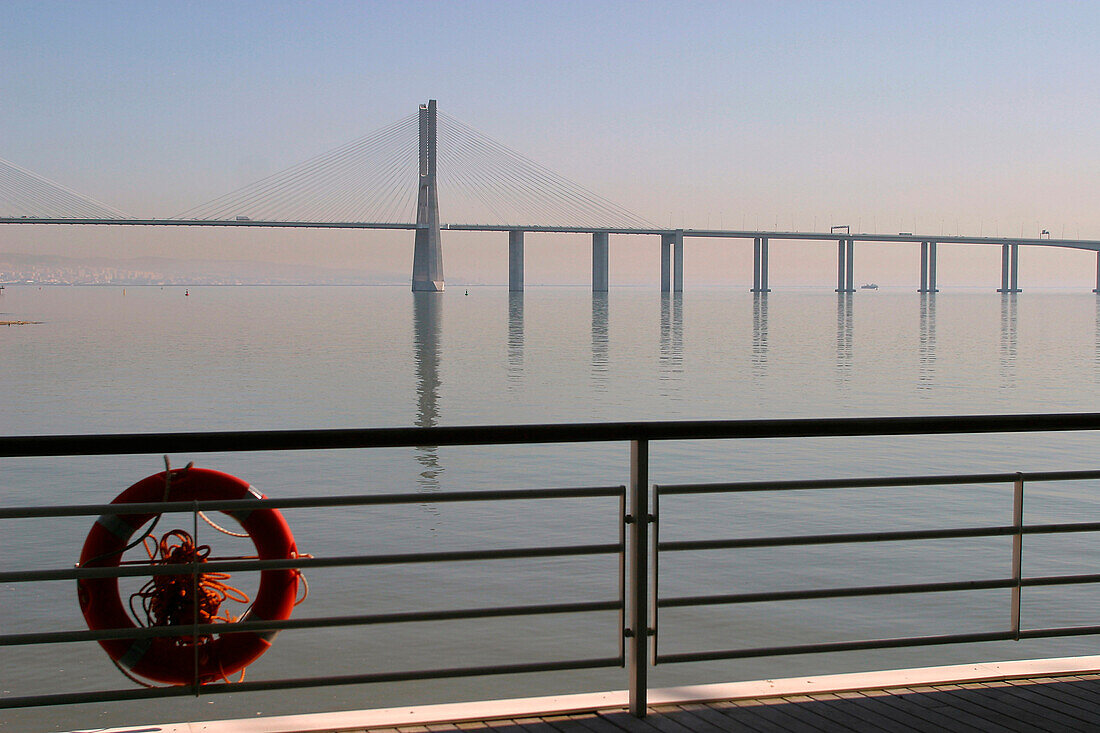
[835,238,854,292]
[752,237,771,292]
[592,231,609,292]
[919,241,939,292]
[509,230,524,292]
[412,100,444,292]
[660,234,672,292]
[998,243,1021,293]
[673,229,684,292]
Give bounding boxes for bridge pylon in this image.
[412,99,444,292]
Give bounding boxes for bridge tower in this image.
[412,100,444,291]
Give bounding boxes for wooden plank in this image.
[926,684,1049,733]
[780,694,887,732]
[870,689,986,733]
[660,703,756,732]
[758,696,854,732]
[715,699,810,733]
[510,717,563,733]
[842,692,941,733]
[646,705,730,733]
[1002,679,1100,715]
[972,681,1091,730]
[552,712,630,733]
[807,692,913,732]
[981,681,1099,727]
[598,710,689,733]
[1048,678,1100,706]
[476,721,537,733]
[540,714,601,733]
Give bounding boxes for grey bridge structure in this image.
[3,99,1100,293]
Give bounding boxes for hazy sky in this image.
[4,1,1100,287]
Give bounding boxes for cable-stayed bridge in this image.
[3,99,1100,293]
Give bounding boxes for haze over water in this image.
[3,284,1100,731]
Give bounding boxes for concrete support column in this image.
[836,239,846,292]
[508,230,524,292]
[660,234,672,292]
[998,243,1021,293]
[919,242,929,292]
[845,239,855,291]
[1094,251,1100,294]
[673,229,684,292]
[929,241,938,292]
[752,237,762,292]
[761,237,771,292]
[592,231,609,292]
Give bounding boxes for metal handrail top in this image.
[3,411,1100,457]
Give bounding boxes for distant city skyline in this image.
[4,0,1099,287]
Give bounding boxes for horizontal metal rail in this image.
[3,412,1100,457]
[658,520,1100,553]
[656,468,1100,495]
[660,572,1100,609]
[657,625,1100,666]
[0,599,623,647]
[0,656,624,710]
[0,544,622,584]
[0,484,625,520]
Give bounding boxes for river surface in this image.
[2,284,1100,731]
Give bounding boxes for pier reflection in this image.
[751,293,768,380]
[1095,296,1100,379]
[836,293,853,386]
[591,294,609,390]
[1000,294,1017,389]
[918,294,937,393]
[659,294,683,390]
[507,292,524,386]
[412,293,443,494]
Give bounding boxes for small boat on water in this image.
[860,283,879,290]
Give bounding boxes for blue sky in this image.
[4,1,1100,286]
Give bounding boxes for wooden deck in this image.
[96,658,1100,733]
[351,675,1100,733]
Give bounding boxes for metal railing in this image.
[2,412,1100,717]
[653,469,1100,667]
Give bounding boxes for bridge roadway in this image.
[4,217,1100,293]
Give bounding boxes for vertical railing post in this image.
[1011,473,1024,639]
[192,501,201,696]
[628,439,649,717]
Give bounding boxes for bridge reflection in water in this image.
[918,294,937,393]
[413,292,443,494]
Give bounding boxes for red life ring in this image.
[77,468,298,685]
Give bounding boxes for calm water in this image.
[3,284,1100,731]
